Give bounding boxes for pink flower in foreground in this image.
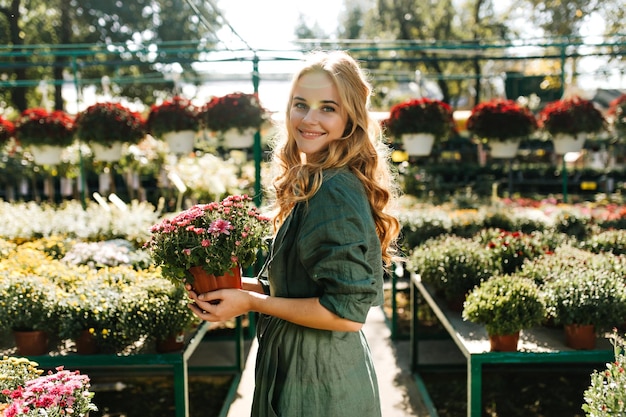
[209,219,233,236]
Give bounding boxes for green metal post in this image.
[562,155,568,203]
[391,270,398,339]
[72,57,87,209]
[468,357,483,417]
[173,357,189,417]
[252,54,262,207]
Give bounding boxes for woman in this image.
[187,50,401,417]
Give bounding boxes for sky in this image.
[214,0,344,51]
[67,1,624,113]
[184,1,348,112]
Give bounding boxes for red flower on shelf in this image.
[15,108,75,147]
[538,96,606,136]
[384,98,455,139]
[146,96,200,138]
[0,115,15,144]
[200,92,267,133]
[467,99,538,140]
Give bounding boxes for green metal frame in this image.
[409,274,615,417]
[20,319,245,417]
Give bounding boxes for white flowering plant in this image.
[166,153,244,203]
[582,330,626,416]
[145,194,271,285]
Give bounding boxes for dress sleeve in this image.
[296,171,383,323]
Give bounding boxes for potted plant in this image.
[384,98,455,156]
[407,234,501,311]
[538,96,606,154]
[462,274,546,351]
[0,115,15,145]
[145,282,201,352]
[75,102,146,162]
[476,228,550,275]
[0,275,60,356]
[145,194,271,292]
[539,247,626,349]
[55,267,156,354]
[146,96,201,154]
[2,366,98,417]
[466,99,538,158]
[56,284,119,354]
[15,108,75,165]
[200,92,268,149]
[607,93,626,139]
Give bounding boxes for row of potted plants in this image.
[407,226,626,352]
[0,92,268,163]
[0,242,202,355]
[384,93,625,158]
[395,195,626,253]
[0,194,271,356]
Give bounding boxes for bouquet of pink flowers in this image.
[145,194,271,285]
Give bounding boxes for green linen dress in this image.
[252,168,384,417]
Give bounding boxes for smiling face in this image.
[288,71,348,156]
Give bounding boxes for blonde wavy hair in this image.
[266,50,401,266]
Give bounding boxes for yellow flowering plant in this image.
[0,276,59,333]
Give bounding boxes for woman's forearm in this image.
[242,277,265,293]
[247,292,363,332]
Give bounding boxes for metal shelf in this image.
[409,273,615,417]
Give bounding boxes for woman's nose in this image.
[302,108,319,122]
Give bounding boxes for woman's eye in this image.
[294,102,307,110]
[321,105,336,113]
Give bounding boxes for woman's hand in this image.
[186,281,363,332]
[186,286,253,322]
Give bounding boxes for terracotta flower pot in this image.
[156,332,185,353]
[188,265,242,294]
[75,329,99,355]
[564,323,596,350]
[489,332,520,352]
[13,330,49,356]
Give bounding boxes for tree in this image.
[0,0,222,111]
[359,0,512,107]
